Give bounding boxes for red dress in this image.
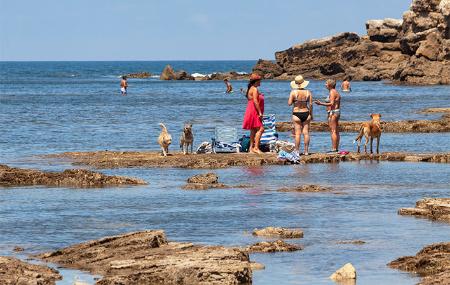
[242,93,264,130]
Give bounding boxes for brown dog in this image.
[354,113,382,154]
[179,123,194,155]
[158,123,172,156]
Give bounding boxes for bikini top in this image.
[293,90,310,107]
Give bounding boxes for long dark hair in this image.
[246,79,260,99]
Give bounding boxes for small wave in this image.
[236,71,248,75]
[191,73,207,77]
[151,75,160,78]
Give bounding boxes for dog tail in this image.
[353,125,364,144]
[159,123,168,132]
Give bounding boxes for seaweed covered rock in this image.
[0,256,62,285]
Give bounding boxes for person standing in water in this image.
[120,76,128,96]
[341,77,351,92]
[242,74,264,154]
[288,75,313,155]
[315,79,341,153]
[224,78,233,93]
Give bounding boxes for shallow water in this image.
[0,61,449,284]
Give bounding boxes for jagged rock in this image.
[0,164,147,187]
[13,246,24,252]
[277,184,333,193]
[330,263,357,281]
[182,173,228,190]
[160,65,176,80]
[252,227,303,238]
[389,242,450,285]
[0,256,62,285]
[174,70,194,80]
[36,230,252,285]
[246,240,303,253]
[124,72,151,78]
[209,71,248,80]
[366,18,403,42]
[252,59,284,79]
[398,197,450,222]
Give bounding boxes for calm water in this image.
[0,61,449,285]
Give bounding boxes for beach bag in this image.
[239,135,251,152]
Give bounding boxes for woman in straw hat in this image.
[242,73,265,154]
[288,75,313,155]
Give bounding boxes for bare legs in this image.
[250,126,264,153]
[329,114,340,151]
[292,115,311,154]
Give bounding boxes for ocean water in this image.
[0,61,450,285]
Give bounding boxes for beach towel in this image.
[278,150,300,164]
[212,126,241,153]
[260,114,278,151]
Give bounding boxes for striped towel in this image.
[260,114,278,146]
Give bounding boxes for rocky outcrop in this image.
[182,173,228,190]
[330,263,357,282]
[246,240,303,253]
[277,184,333,193]
[36,230,252,285]
[389,242,450,285]
[160,65,194,80]
[276,113,450,133]
[0,256,62,285]
[0,164,147,187]
[48,151,450,169]
[398,197,450,222]
[209,71,249,81]
[124,72,151,78]
[252,59,284,79]
[252,227,304,239]
[256,0,450,85]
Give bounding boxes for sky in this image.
[0,0,411,61]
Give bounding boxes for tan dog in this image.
[158,123,172,156]
[180,123,194,155]
[354,113,382,154]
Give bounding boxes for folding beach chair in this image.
[211,126,241,153]
[259,114,278,152]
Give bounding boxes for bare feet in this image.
[250,148,263,154]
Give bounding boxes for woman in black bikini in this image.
[288,75,313,155]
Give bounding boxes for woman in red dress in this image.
[242,73,265,153]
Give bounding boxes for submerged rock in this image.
[336,240,366,245]
[36,230,252,285]
[398,197,450,222]
[246,240,303,253]
[252,227,304,239]
[0,164,147,187]
[0,256,62,285]
[182,172,228,190]
[329,263,357,281]
[124,72,151,78]
[278,184,333,193]
[389,242,450,285]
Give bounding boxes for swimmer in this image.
[341,77,352,92]
[120,76,128,96]
[224,78,233,93]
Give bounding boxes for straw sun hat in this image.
[290,75,309,89]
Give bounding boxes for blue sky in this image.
[0,0,410,61]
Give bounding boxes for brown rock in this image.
[398,197,450,222]
[36,230,252,285]
[330,263,357,281]
[278,184,332,193]
[252,59,284,79]
[389,242,450,285]
[0,256,62,285]
[0,164,147,187]
[160,65,177,80]
[366,18,403,42]
[124,72,151,78]
[416,32,442,60]
[246,240,303,253]
[182,172,229,190]
[420,107,450,113]
[209,71,249,81]
[174,70,194,80]
[252,227,304,239]
[13,246,24,252]
[250,262,265,271]
[336,240,366,245]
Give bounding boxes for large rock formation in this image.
[398,197,450,222]
[35,230,252,285]
[254,0,450,85]
[0,256,62,285]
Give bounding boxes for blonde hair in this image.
[326,79,336,88]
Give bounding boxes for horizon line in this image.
[0,59,264,63]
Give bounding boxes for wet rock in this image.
[389,242,450,285]
[182,172,228,190]
[0,164,147,187]
[336,240,366,245]
[209,71,249,81]
[124,72,151,78]
[420,107,450,113]
[174,70,194,80]
[252,59,284,79]
[13,246,24,252]
[246,240,303,253]
[278,184,332,193]
[35,230,252,285]
[329,263,357,282]
[0,256,62,285]
[250,262,265,271]
[398,198,450,222]
[160,64,176,80]
[257,0,450,85]
[252,227,304,239]
[48,151,450,169]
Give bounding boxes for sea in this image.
[0,61,449,285]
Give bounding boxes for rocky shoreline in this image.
[276,113,450,133]
[0,256,62,285]
[389,242,450,285]
[45,151,450,169]
[252,0,450,85]
[398,197,450,222]
[35,230,253,285]
[0,164,147,187]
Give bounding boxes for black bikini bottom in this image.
[293,111,310,123]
